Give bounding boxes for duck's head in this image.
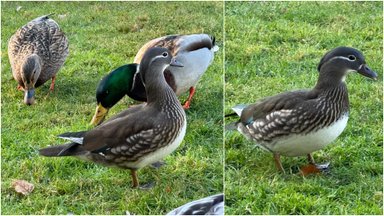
[139,47,183,88]
[90,64,138,126]
[21,54,41,105]
[317,47,377,85]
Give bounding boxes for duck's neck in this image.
[145,71,183,111]
[314,71,349,114]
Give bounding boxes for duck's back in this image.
[8,15,69,87]
[134,34,216,63]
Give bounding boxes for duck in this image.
[133,34,219,110]
[90,34,218,125]
[8,14,69,105]
[167,194,224,215]
[39,47,186,188]
[226,47,377,174]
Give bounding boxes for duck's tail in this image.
[39,142,86,157]
[210,35,219,52]
[40,131,88,157]
[225,104,248,130]
[31,13,55,23]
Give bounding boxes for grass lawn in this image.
[1,1,223,214]
[224,1,382,215]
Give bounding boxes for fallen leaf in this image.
[299,164,321,176]
[166,186,172,193]
[374,191,383,200]
[12,179,34,196]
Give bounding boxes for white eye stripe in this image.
[329,56,355,62]
[148,55,166,66]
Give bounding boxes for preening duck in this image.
[90,34,218,125]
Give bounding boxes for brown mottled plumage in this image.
[8,14,69,105]
[39,47,186,188]
[228,47,377,173]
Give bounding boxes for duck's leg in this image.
[17,84,24,91]
[150,160,166,169]
[182,87,196,110]
[273,153,285,173]
[130,169,139,188]
[307,154,315,164]
[49,76,56,91]
[299,154,330,176]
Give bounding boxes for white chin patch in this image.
[342,69,357,82]
[341,75,347,82]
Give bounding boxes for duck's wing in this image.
[134,35,180,63]
[240,90,316,122]
[236,89,321,141]
[101,103,146,123]
[82,107,164,158]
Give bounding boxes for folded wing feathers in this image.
[231,104,248,116]
[57,131,87,144]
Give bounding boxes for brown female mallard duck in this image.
[8,14,69,105]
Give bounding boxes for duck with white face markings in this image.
[39,47,186,188]
[226,47,377,174]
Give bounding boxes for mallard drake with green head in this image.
[8,14,69,105]
[40,47,186,188]
[90,64,146,125]
[90,34,218,125]
[226,47,377,174]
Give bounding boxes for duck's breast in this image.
[268,114,349,156]
[171,48,215,95]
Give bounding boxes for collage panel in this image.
[1,1,383,215]
[1,1,223,215]
[225,1,382,215]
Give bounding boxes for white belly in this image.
[172,49,214,95]
[269,115,349,156]
[127,121,187,169]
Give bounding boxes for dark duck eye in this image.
[162,52,168,57]
[348,55,356,61]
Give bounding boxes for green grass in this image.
[1,1,223,214]
[225,1,382,215]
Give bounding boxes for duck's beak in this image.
[170,58,184,67]
[90,103,109,126]
[24,89,35,105]
[357,64,378,80]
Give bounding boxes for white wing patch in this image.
[58,136,83,144]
